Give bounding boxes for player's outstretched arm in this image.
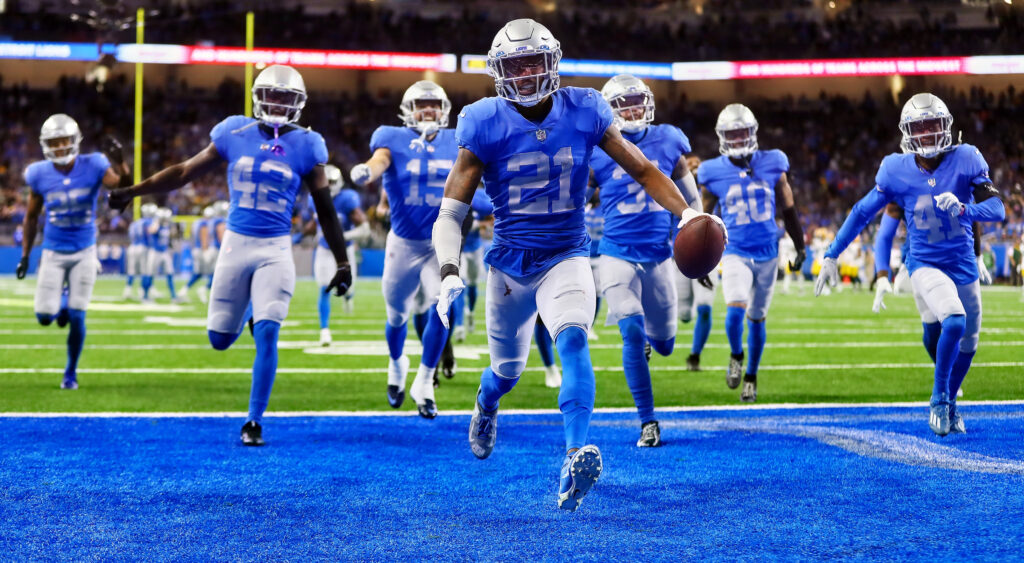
[599,126,687,217]
[350,148,392,187]
[431,147,483,328]
[15,192,43,279]
[815,186,889,296]
[307,165,351,296]
[774,173,806,272]
[109,144,223,212]
[672,156,702,213]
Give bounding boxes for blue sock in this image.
[248,320,280,424]
[413,312,428,341]
[385,322,407,360]
[36,313,54,326]
[556,327,595,451]
[186,273,202,289]
[949,349,976,399]
[479,366,518,411]
[452,291,465,328]
[618,316,655,424]
[141,276,152,298]
[420,309,450,369]
[594,297,602,324]
[692,305,713,355]
[166,276,177,299]
[933,315,966,399]
[65,309,86,379]
[467,285,478,313]
[725,306,745,356]
[126,275,135,287]
[208,330,240,351]
[318,288,331,330]
[650,337,674,357]
[206,275,214,289]
[922,322,941,363]
[241,303,253,329]
[534,321,555,367]
[746,318,767,375]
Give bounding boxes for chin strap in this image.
[409,125,434,153]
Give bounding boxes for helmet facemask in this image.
[400,99,450,136]
[609,92,654,134]
[489,51,561,107]
[253,86,307,126]
[899,116,952,158]
[41,134,82,166]
[717,125,758,158]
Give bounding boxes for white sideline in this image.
[2,399,1023,418]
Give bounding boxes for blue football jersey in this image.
[151,221,172,252]
[314,189,362,249]
[24,152,109,252]
[191,218,209,248]
[591,124,691,263]
[463,188,495,253]
[371,126,458,241]
[210,217,225,249]
[585,204,604,258]
[211,115,328,238]
[456,87,614,276]
[875,144,989,285]
[699,150,789,261]
[129,219,147,246]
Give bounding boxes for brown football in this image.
[673,215,725,278]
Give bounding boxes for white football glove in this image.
[350,163,373,187]
[677,208,728,245]
[872,276,892,313]
[977,256,992,285]
[814,257,839,297]
[436,275,466,329]
[933,192,965,218]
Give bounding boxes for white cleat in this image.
[453,325,467,343]
[544,365,562,389]
[319,328,332,347]
[386,355,410,408]
[196,285,209,304]
[409,365,438,419]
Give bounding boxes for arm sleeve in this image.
[369,126,390,153]
[674,171,702,212]
[781,206,805,251]
[825,186,890,259]
[964,196,1005,223]
[873,212,900,276]
[24,165,39,195]
[432,197,470,274]
[973,222,982,257]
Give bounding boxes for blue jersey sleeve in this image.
[24,163,41,194]
[874,155,898,196]
[568,88,613,146]
[963,144,991,187]
[305,131,329,176]
[668,125,692,155]
[89,152,111,184]
[471,189,494,216]
[826,186,890,259]
[369,126,395,153]
[873,212,900,276]
[338,189,361,216]
[455,100,497,163]
[766,149,790,176]
[210,115,248,160]
[696,159,721,198]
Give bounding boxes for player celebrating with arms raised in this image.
[110,65,352,446]
[816,93,1004,436]
[432,19,719,511]
[698,104,806,403]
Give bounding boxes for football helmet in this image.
[487,18,561,107]
[40,114,82,166]
[252,65,307,126]
[140,202,158,218]
[202,206,216,219]
[325,164,343,198]
[601,74,654,134]
[715,104,758,158]
[212,200,230,218]
[399,80,451,135]
[899,93,953,158]
[156,207,173,223]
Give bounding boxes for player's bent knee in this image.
[727,302,747,309]
[36,313,54,326]
[650,337,674,357]
[618,315,646,346]
[208,330,239,351]
[747,316,766,323]
[492,362,525,381]
[941,314,966,335]
[554,325,589,356]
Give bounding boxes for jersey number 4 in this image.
[913,194,965,243]
[233,156,293,213]
[724,182,773,225]
[507,147,576,215]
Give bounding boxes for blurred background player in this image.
[123,202,157,300]
[16,114,129,389]
[590,73,701,447]
[109,64,352,446]
[145,207,178,303]
[433,18,710,511]
[699,103,806,403]
[816,93,1004,436]
[677,152,717,372]
[184,205,216,304]
[349,79,456,418]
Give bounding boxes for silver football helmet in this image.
[141,202,159,218]
[212,200,230,218]
[156,207,173,223]
[325,164,344,198]
[601,74,654,134]
[899,93,953,158]
[252,65,307,126]
[715,104,759,158]
[399,80,451,136]
[40,114,83,166]
[202,206,216,219]
[487,18,561,107]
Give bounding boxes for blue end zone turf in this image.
[2,404,1023,560]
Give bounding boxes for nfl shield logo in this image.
[536,129,547,142]
[928,178,936,187]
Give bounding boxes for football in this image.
[673,215,725,278]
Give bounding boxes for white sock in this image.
[388,355,409,388]
[411,364,436,403]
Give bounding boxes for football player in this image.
[816,93,1004,436]
[146,207,178,303]
[16,114,130,389]
[109,65,352,445]
[589,74,699,447]
[583,195,604,341]
[699,103,806,403]
[123,202,157,300]
[431,19,719,511]
[348,80,457,418]
[184,205,216,304]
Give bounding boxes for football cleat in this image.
[60,376,78,390]
[644,341,652,364]
[409,367,438,419]
[740,374,757,403]
[544,364,562,388]
[319,328,332,347]
[240,421,265,446]
[453,325,467,343]
[929,393,951,436]
[469,390,498,459]
[386,355,410,408]
[686,353,701,372]
[441,343,456,379]
[949,403,966,434]
[637,421,661,447]
[727,352,744,389]
[558,445,603,512]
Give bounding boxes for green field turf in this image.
[1,276,1022,413]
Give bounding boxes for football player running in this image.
[17,114,130,389]
[699,104,806,403]
[348,80,457,418]
[123,202,157,300]
[146,207,179,303]
[109,65,352,446]
[816,93,1004,436]
[589,74,699,447]
[431,19,720,511]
